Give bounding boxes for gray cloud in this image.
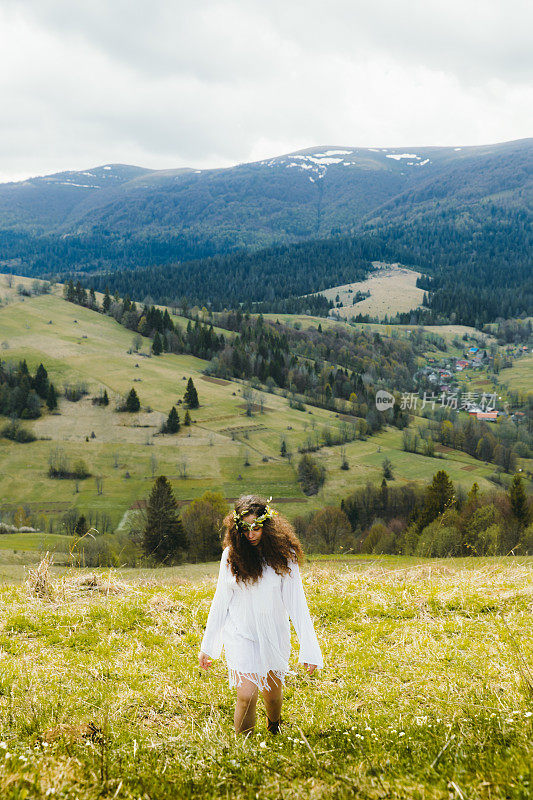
[0,0,531,182]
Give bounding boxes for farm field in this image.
[0,554,531,798]
[0,288,343,526]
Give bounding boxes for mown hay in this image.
[25,554,134,603]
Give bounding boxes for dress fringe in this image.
[228,667,288,692]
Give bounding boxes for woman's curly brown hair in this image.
[222,494,304,585]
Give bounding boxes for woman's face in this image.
[240,512,263,545]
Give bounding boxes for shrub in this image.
[72,531,142,568]
[48,447,91,480]
[361,521,389,553]
[415,521,461,558]
[92,389,109,407]
[1,420,36,443]
[519,523,533,555]
[297,454,326,496]
[64,382,89,402]
[181,491,228,562]
[307,506,351,553]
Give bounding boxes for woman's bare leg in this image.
[234,675,259,734]
[262,671,283,727]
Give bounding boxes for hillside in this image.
[0,277,531,570]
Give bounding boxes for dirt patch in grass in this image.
[461,464,478,471]
[200,375,231,386]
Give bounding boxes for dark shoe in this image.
[267,716,282,735]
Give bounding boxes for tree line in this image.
[68,468,533,568]
[292,470,532,557]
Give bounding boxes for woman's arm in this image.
[199,547,233,661]
[281,558,324,669]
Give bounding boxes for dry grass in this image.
[1,556,532,798]
[25,553,134,603]
[317,264,426,320]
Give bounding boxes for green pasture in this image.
[0,555,531,798]
[500,355,533,396]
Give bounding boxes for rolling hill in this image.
[0,276,530,555]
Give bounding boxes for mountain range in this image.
[0,138,530,248]
[0,138,531,325]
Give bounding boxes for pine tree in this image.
[102,389,109,406]
[65,280,76,303]
[75,281,87,306]
[509,473,530,530]
[163,406,180,434]
[380,477,388,509]
[184,409,191,426]
[417,470,455,531]
[125,388,140,413]
[46,383,57,411]
[184,377,199,408]
[152,331,163,356]
[89,287,97,309]
[103,286,111,313]
[163,309,174,331]
[142,476,186,563]
[33,363,49,399]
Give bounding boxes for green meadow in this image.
[499,355,533,396]
[0,555,532,798]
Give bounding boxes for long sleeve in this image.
[281,559,324,669]
[200,547,233,660]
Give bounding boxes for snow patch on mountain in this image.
[60,182,100,188]
[315,149,353,156]
[386,153,420,160]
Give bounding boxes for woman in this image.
[198,494,324,736]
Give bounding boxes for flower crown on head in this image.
[232,496,278,527]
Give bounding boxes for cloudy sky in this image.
[1,0,532,182]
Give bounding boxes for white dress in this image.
[200,546,324,692]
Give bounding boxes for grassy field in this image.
[315,263,426,320]
[499,355,533,396]
[0,554,531,798]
